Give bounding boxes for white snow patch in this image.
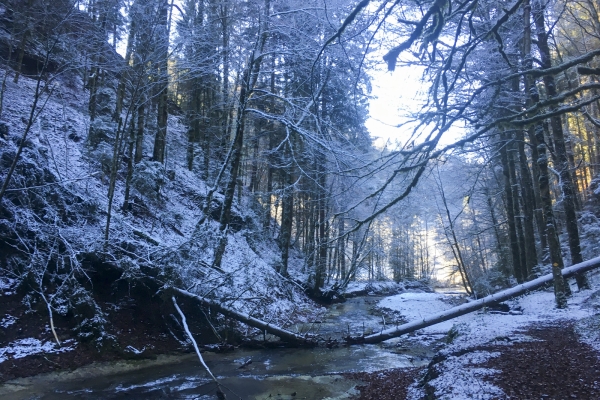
[0,338,76,363]
[124,345,146,354]
[0,276,16,296]
[379,292,457,334]
[408,351,503,400]
[0,314,17,328]
[345,280,403,294]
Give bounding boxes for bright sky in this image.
[366,63,428,149]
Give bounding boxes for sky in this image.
[366,61,466,150]
[366,63,426,148]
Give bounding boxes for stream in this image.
[4,295,446,400]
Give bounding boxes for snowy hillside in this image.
[0,67,319,356]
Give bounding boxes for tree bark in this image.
[522,0,568,307]
[114,18,135,121]
[498,131,526,283]
[171,287,310,344]
[279,165,294,276]
[516,128,539,278]
[153,0,170,164]
[122,115,136,211]
[522,0,547,255]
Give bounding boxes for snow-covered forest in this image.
[1,0,600,398]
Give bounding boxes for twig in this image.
[40,291,61,346]
[172,296,226,399]
[4,173,101,192]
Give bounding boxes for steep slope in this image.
[0,66,320,380]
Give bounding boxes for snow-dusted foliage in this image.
[579,211,600,261]
[131,160,167,201]
[87,117,116,149]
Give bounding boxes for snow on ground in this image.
[0,277,16,296]
[345,281,402,294]
[379,287,591,340]
[0,338,76,364]
[419,351,504,400]
[0,314,16,328]
[344,279,432,296]
[376,277,600,400]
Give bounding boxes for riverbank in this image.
[355,273,600,399]
[350,321,600,399]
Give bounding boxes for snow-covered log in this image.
[171,287,309,345]
[360,256,600,344]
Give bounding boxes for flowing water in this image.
[2,296,442,400]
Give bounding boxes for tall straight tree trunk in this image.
[263,57,277,231]
[122,114,137,211]
[533,0,589,290]
[528,127,548,252]
[186,86,201,171]
[522,1,547,255]
[314,169,328,291]
[508,137,527,276]
[516,128,539,278]
[264,159,273,231]
[338,215,346,280]
[88,60,99,121]
[520,0,568,307]
[12,0,34,84]
[279,164,294,276]
[135,98,145,163]
[153,0,170,164]
[499,131,526,283]
[114,19,136,121]
[249,130,260,192]
[13,30,29,84]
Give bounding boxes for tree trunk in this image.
[133,97,144,162]
[522,0,547,255]
[171,287,310,344]
[533,0,589,290]
[104,118,124,243]
[339,216,346,280]
[122,115,136,211]
[153,0,170,164]
[114,19,136,121]
[499,131,526,283]
[213,2,269,269]
[279,167,294,276]
[534,120,568,308]
[13,30,29,84]
[516,128,539,278]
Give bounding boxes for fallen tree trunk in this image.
[359,256,600,344]
[171,287,310,345]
